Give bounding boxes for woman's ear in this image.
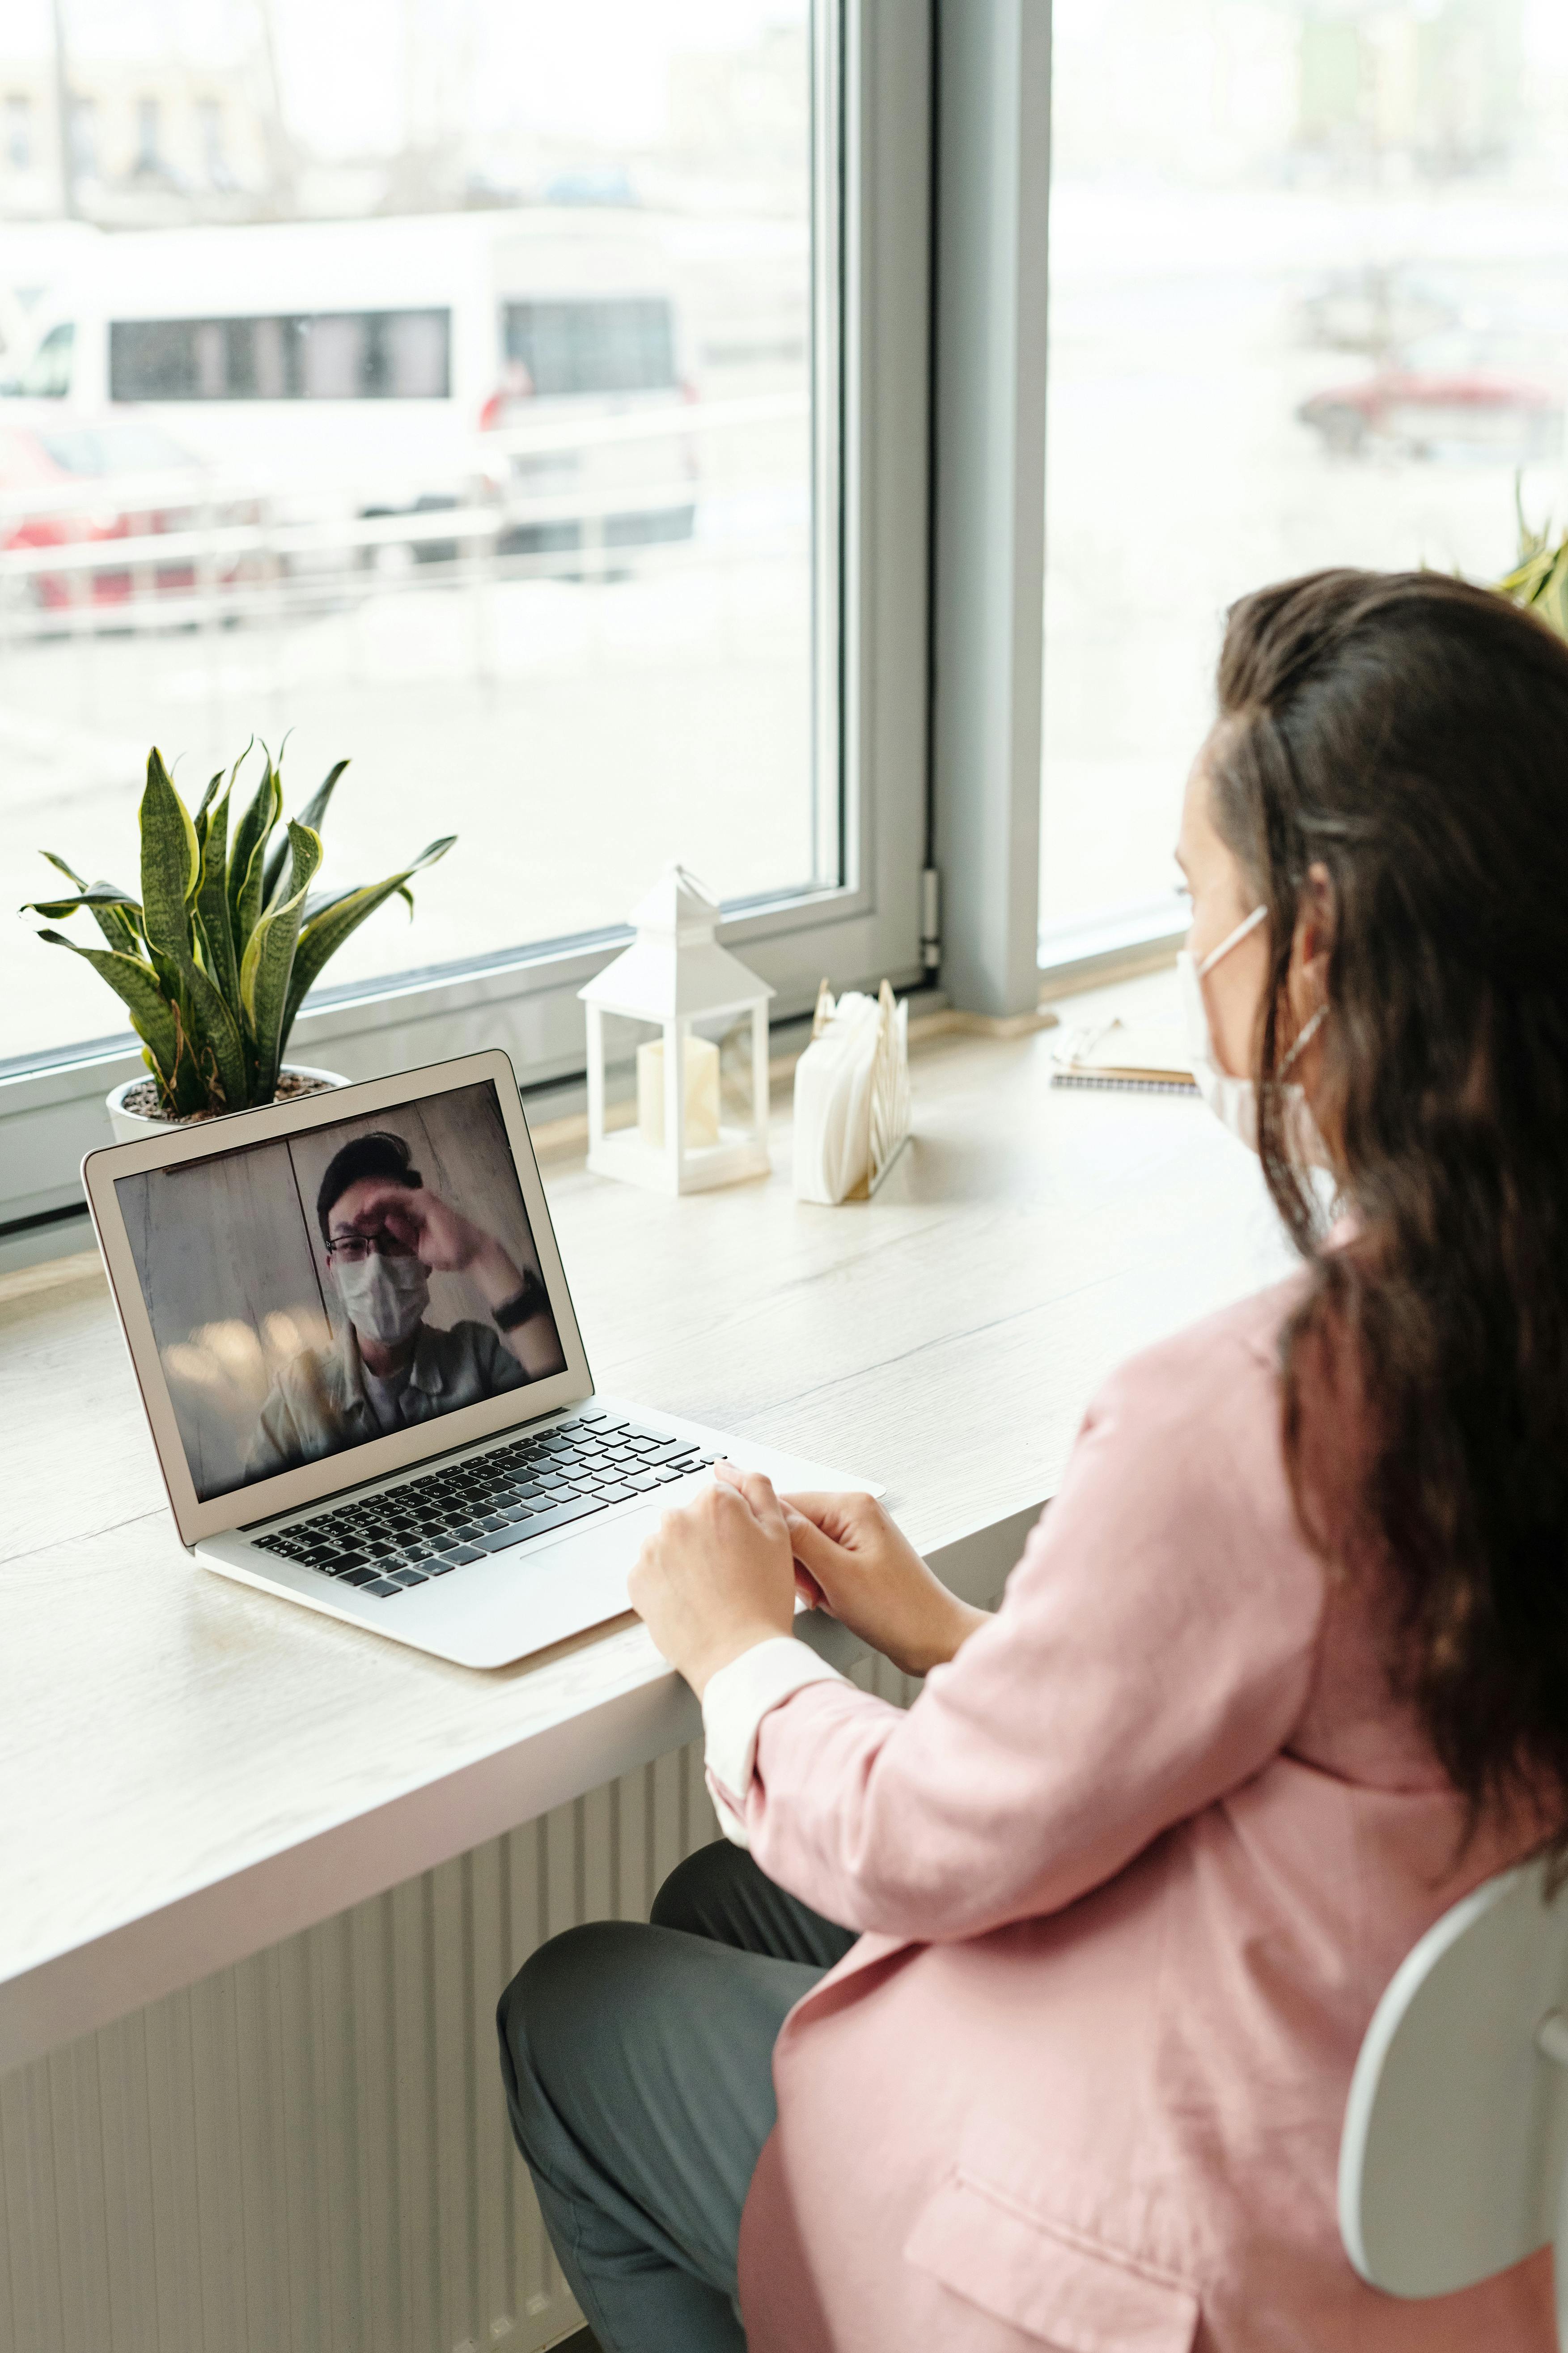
[1291,862,1335,1007]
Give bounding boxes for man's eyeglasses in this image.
[326,1233,417,1265]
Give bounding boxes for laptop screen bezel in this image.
[82,1049,594,1546]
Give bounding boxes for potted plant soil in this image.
[23,742,454,1139]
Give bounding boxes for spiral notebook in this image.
[1050,1018,1197,1096]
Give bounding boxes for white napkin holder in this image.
[792,978,911,1204]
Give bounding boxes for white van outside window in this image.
[4,219,695,531]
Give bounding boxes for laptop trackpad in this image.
[440,1500,662,1665]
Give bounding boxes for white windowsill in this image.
[0,881,923,1235]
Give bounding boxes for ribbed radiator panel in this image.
[0,1656,918,2353]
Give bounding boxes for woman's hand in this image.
[740,1470,989,1679]
[627,1472,798,1697]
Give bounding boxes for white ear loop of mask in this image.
[1277,1001,1327,1077]
[1196,901,1268,979]
[1178,904,1331,1162]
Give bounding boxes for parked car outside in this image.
[0,416,252,610]
[1298,330,1564,463]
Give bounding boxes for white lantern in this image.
[579,865,775,1194]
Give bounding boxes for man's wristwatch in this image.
[492,1270,548,1331]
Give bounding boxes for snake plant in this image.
[1494,487,1568,641]
[23,743,455,1119]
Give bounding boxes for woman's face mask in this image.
[334,1246,430,1348]
[1176,904,1327,1163]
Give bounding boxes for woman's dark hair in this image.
[1208,568,1568,1850]
[316,1130,423,1243]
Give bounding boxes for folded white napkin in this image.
[792,979,911,1204]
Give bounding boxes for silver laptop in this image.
[83,1048,878,1669]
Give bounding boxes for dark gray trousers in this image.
[496,1839,857,2353]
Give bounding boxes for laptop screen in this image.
[114,1078,567,1504]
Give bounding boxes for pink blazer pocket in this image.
[904,2172,1199,2353]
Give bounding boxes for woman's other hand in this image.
[628,1474,797,1697]
[720,1466,989,1679]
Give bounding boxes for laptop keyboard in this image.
[249,1409,716,1599]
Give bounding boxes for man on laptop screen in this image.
[116,1079,566,1505]
[248,1126,564,1479]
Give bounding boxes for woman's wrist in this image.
[683,1620,794,1700]
[895,1593,991,1680]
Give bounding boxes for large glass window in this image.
[1041,0,1568,954]
[0,0,821,1066]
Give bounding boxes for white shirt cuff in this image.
[702,1636,847,1848]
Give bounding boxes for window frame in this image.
[0,0,935,1237]
[925,0,1180,1002]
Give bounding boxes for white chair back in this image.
[1339,1857,1568,2345]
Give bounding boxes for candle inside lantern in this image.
[637,1032,721,1151]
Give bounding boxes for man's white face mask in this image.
[335,1247,430,1348]
[1176,904,1328,1164]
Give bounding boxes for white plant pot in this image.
[105,1063,349,1144]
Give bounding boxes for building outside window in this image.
[4,92,30,173]
[197,96,227,188]
[134,94,162,176]
[70,96,97,181]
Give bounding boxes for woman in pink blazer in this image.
[498,569,1568,2351]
